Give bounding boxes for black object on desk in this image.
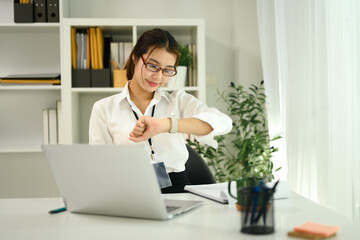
[240,180,278,235]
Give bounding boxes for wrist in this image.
[160,118,171,133]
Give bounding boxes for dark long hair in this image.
[125,28,180,80]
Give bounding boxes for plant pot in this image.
[167,66,187,88]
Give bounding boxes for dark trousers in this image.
[161,171,190,193]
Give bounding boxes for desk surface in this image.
[0,193,358,240]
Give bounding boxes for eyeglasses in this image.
[141,56,177,77]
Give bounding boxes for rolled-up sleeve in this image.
[177,90,232,148]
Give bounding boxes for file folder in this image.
[14,1,34,23]
[34,0,46,22]
[47,0,59,22]
[71,28,77,69]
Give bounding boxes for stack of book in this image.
[42,100,62,144]
[0,73,60,85]
[110,41,133,70]
[187,43,197,87]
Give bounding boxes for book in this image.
[110,42,119,69]
[76,32,81,69]
[103,35,112,69]
[123,42,133,68]
[191,43,197,86]
[118,42,124,70]
[42,109,49,144]
[0,79,60,84]
[48,108,58,144]
[184,181,291,204]
[96,27,104,69]
[71,28,77,69]
[56,101,63,144]
[184,182,233,204]
[0,73,61,85]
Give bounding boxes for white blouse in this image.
[89,82,232,172]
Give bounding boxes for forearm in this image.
[160,118,213,136]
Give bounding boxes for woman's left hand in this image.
[128,116,170,143]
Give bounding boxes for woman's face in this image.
[132,47,177,92]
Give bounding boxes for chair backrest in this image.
[185,145,216,185]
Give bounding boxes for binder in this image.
[96,27,104,69]
[71,28,77,69]
[14,1,34,23]
[34,0,47,22]
[47,0,59,22]
[90,28,97,69]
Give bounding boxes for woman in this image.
[89,28,232,192]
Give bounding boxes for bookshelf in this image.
[0,1,205,198]
[0,18,205,152]
[0,15,61,153]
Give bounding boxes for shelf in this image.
[71,88,123,93]
[164,87,200,92]
[0,145,43,154]
[0,23,60,33]
[0,85,61,91]
[71,87,199,93]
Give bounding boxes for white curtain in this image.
[257,0,360,223]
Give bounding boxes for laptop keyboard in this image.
[166,206,181,212]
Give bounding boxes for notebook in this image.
[42,144,202,220]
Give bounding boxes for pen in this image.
[250,185,261,225]
[48,207,67,214]
[244,180,255,225]
[254,180,280,224]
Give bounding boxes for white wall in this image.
[232,0,263,89]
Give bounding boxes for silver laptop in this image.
[42,144,202,220]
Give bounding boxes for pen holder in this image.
[113,69,128,88]
[239,187,275,235]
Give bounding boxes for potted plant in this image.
[187,81,281,204]
[178,43,193,67]
[168,43,193,88]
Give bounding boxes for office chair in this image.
[185,145,216,185]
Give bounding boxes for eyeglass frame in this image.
[140,55,177,77]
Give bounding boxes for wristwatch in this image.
[169,116,178,134]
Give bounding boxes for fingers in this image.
[128,135,147,143]
[129,117,146,138]
[128,116,160,143]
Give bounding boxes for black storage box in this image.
[91,69,111,87]
[14,1,34,23]
[72,69,91,87]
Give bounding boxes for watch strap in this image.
[169,116,178,133]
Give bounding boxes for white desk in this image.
[0,193,358,240]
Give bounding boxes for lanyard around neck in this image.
[132,105,156,159]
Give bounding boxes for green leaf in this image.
[198,81,283,180]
